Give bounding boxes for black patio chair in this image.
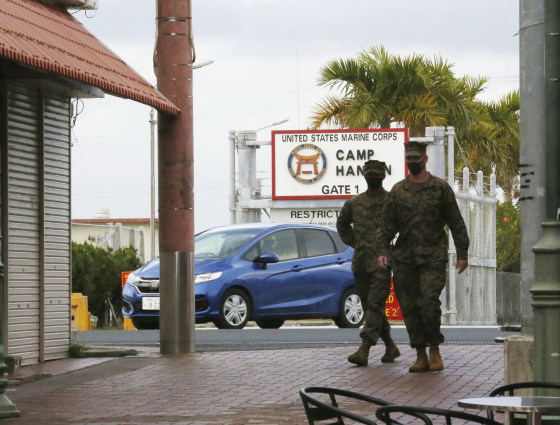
[299,386,396,425]
[375,404,502,425]
[487,381,560,425]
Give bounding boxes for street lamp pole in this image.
[149,109,156,260]
[255,118,289,132]
[229,119,289,224]
[531,0,560,387]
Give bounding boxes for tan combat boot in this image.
[428,345,444,371]
[381,339,401,363]
[409,347,429,373]
[347,341,371,366]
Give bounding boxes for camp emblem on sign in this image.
[287,143,327,184]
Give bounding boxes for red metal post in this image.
[156,0,195,354]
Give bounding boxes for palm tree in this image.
[310,46,520,198]
[310,46,483,137]
[455,91,520,198]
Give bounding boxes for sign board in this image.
[272,129,408,200]
[269,208,341,227]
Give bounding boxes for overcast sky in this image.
[72,0,519,232]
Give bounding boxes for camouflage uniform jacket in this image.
[377,174,469,265]
[336,189,389,273]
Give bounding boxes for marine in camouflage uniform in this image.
[377,141,469,373]
[337,160,400,366]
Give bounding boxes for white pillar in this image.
[236,131,259,223]
[425,126,446,179]
[228,131,237,224]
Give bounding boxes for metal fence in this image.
[445,168,497,325]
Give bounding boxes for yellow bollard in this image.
[71,293,91,331]
[124,318,136,330]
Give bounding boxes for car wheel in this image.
[255,319,285,329]
[334,288,364,328]
[214,289,251,329]
[131,317,159,330]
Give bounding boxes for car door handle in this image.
[292,265,304,272]
[336,258,346,264]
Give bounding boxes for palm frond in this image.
[309,95,349,129]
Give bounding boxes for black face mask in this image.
[407,161,425,175]
[365,177,383,189]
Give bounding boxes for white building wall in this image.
[72,220,159,263]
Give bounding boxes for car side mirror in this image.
[254,252,279,269]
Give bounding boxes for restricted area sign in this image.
[269,208,340,227]
[272,128,408,200]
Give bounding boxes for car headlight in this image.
[195,272,222,284]
[127,275,141,286]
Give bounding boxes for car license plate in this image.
[142,297,160,310]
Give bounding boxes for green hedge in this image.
[72,242,142,328]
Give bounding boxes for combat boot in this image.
[409,347,429,373]
[347,341,371,366]
[381,338,401,363]
[428,345,444,371]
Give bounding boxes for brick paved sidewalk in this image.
[3,344,504,424]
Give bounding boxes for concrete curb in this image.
[75,346,139,358]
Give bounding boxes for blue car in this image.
[122,222,363,330]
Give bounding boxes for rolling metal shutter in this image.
[5,82,71,365]
[6,83,41,365]
[41,93,71,361]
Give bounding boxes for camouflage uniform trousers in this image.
[392,260,447,348]
[353,268,392,346]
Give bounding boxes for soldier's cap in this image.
[404,141,427,157]
[364,160,386,175]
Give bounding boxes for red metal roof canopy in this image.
[0,0,179,115]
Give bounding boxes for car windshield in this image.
[194,228,261,259]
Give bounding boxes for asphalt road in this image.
[76,325,519,351]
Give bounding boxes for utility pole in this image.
[156,0,195,354]
[519,0,546,336]
[502,0,546,387]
